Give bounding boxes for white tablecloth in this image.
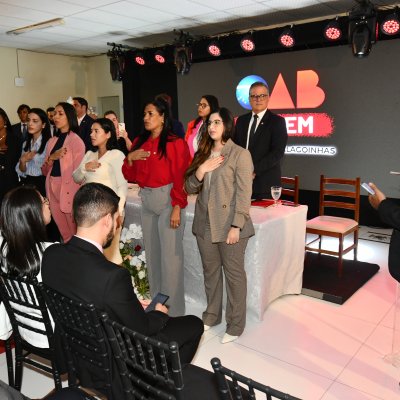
[125,187,307,322]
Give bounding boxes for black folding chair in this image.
[0,272,62,391]
[0,338,15,387]
[40,284,112,399]
[101,312,185,399]
[211,358,302,400]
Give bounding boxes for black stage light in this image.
[324,19,342,41]
[154,49,166,64]
[380,11,400,35]
[240,33,255,52]
[348,0,377,58]
[207,40,221,57]
[134,52,145,65]
[279,26,295,48]
[173,30,193,74]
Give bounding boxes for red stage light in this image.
[381,15,400,35]
[324,20,342,41]
[240,35,255,52]
[207,41,221,57]
[135,53,145,65]
[154,50,165,63]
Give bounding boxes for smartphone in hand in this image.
[361,182,375,195]
[145,292,169,313]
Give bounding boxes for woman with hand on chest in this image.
[16,108,51,196]
[41,102,85,243]
[122,99,190,317]
[184,107,254,344]
[73,118,127,264]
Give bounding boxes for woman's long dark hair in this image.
[0,108,13,144]
[185,107,234,184]
[131,98,176,158]
[92,118,118,151]
[23,108,51,154]
[56,102,79,134]
[193,94,219,127]
[0,186,47,278]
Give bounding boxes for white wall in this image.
[0,47,122,124]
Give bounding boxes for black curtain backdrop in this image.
[122,56,178,140]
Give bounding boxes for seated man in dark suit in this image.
[42,183,204,397]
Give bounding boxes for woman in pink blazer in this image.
[41,102,85,242]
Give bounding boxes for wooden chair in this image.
[40,284,111,399]
[281,175,299,205]
[0,273,62,392]
[211,357,302,400]
[305,175,361,275]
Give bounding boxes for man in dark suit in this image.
[72,97,94,151]
[11,104,30,149]
[42,183,203,397]
[234,81,288,199]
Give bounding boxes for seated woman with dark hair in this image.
[0,185,53,347]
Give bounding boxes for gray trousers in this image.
[140,184,186,317]
[196,223,249,336]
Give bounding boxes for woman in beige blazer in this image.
[185,107,254,344]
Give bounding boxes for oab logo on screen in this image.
[236,70,334,139]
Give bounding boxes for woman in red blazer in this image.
[41,102,85,242]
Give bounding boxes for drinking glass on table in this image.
[271,186,282,206]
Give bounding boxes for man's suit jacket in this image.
[378,199,400,282]
[234,110,288,199]
[41,236,169,397]
[11,123,25,152]
[78,114,94,152]
[185,139,255,243]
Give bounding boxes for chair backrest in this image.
[211,358,302,400]
[281,176,299,205]
[101,312,185,400]
[40,284,112,398]
[0,272,54,348]
[319,175,361,221]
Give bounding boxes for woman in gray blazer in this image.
[185,107,254,344]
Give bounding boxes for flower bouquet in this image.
[120,223,150,300]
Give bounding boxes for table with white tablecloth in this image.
[124,187,307,322]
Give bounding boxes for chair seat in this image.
[306,216,358,233]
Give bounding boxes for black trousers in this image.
[156,315,204,364]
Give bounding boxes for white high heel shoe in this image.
[221,333,239,344]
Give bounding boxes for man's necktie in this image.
[22,123,27,140]
[249,114,258,137]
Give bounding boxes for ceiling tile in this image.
[99,1,178,22]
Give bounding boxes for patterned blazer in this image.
[185,139,255,243]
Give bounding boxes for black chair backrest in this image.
[40,284,112,398]
[101,312,185,400]
[0,272,53,347]
[0,272,62,391]
[211,358,302,400]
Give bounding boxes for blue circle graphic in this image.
[236,75,268,110]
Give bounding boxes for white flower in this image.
[128,223,143,240]
[138,270,146,280]
[138,251,146,262]
[130,256,140,266]
[119,242,124,249]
